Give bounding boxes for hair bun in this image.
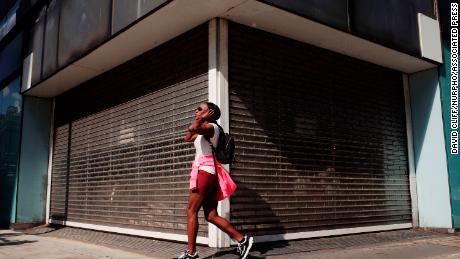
[205,102,221,121]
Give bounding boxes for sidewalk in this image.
[1,227,460,258]
[0,229,153,259]
[269,236,460,259]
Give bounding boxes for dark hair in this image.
[205,102,221,122]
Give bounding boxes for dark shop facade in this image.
[0,0,457,248]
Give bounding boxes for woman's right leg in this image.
[187,191,205,254]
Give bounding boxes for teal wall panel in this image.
[439,42,460,228]
[16,96,52,223]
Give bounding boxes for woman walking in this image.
[177,102,253,259]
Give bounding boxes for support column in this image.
[403,74,419,227]
[45,99,55,224]
[208,18,231,248]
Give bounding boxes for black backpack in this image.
[206,123,235,164]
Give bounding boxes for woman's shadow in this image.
[201,184,289,259]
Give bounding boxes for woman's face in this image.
[195,103,209,120]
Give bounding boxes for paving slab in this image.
[0,230,156,259]
[268,236,460,259]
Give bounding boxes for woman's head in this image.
[195,102,221,122]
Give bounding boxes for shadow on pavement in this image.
[0,233,37,247]
[203,248,266,259]
[0,233,23,237]
[199,183,289,259]
[251,240,290,256]
[202,240,291,259]
[19,224,65,236]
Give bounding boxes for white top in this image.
[194,123,219,174]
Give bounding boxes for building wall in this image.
[438,0,460,228]
[0,0,449,241]
[11,0,439,93]
[24,0,169,89]
[0,33,21,84]
[0,77,22,226]
[439,43,460,228]
[260,0,435,56]
[16,96,52,224]
[0,3,23,228]
[409,69,452,228]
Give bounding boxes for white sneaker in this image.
[177,250,199,259]
[237,235,254,259]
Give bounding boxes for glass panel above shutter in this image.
[58,0,111,68]
[112,0,167,34]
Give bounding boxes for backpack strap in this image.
[206,138,217,174]
[204,124,219,171]
[203,123,218,150]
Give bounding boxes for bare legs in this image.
[186,171,243,254]
[203,197,243,242]
[187,191,206,253]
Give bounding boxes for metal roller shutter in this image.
[228,23,411,236]
[50,24,209,236]
[50,125,69,219]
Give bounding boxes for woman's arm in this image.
[184,110,215,142]
[184,132,198,142]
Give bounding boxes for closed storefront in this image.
[49,21,414,240]
[2,0,450,250]
[49,24,210,237]
[228,23,412,236]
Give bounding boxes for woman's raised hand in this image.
[200,109,214,121]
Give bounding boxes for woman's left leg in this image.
[201,174,254,259]
[203,187,244,242]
